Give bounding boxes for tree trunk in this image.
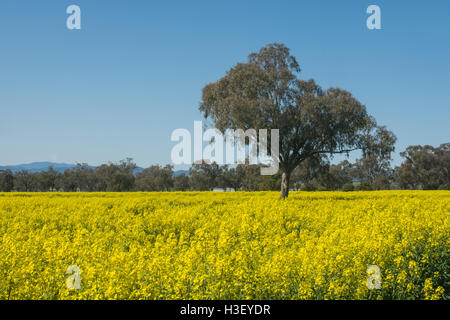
[280,171,290,199]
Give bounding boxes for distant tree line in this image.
[0,143,448,192]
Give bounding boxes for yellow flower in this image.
[0,190,448,300]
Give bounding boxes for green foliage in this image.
[342,183,355,192]
[189,162,223,191]
[5,144,448,193]
[0,170,14,192]
[135,165,174,191]
[173,174,190,191]
[356,182,373,191]
[300,183,317,191]
[396,143,450,190]
[199,43,395,198]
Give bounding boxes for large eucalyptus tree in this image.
[200,43,394,198]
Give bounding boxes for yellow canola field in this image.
[0,191,449,300]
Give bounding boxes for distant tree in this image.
[396,143,449,190]
[189,162,223,191]
[94,165,109,191]
[356,182,373,191]
[135,165,174,191]
[300,183,318,191]
[342,183,355,192]
[86,173,99,191]
[211,164,227,190]
[79,164,98,192]
[258,170,282,191]
[38,166,60,191]
[173,173,190,191]
[0,170,14,192]
[199,43,393,198]
[351,125,397,190]
[317,160,354,191]
[236,165,263,191]
[96,158,137,192]
[290,156,327,190]
[220,166,245,191]
[14,170,38,192]
[57,169,78,192]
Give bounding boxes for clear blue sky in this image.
[1,0,449,168]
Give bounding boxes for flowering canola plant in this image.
[0,191,448,300]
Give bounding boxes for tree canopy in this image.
[396,143,449,190]
[199,43,395,198]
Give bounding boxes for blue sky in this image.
[0,0,449,168]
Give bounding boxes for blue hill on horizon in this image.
[0,162,78,173]
[0,162,189,176]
